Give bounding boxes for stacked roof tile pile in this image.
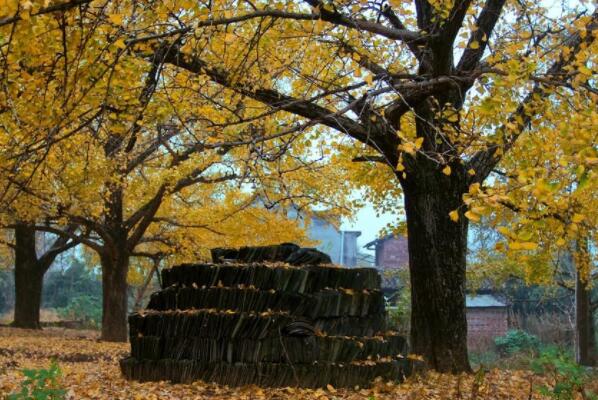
[120,244,410,388]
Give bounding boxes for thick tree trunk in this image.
[13,224,44,329]
[100,250,129,342]
[575,270,597,366]
[402,167,471,373]
[12,224,76,329]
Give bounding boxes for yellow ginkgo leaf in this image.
[449,210,459,222]
[113,39,127,49]
[400,142,416,156]
[464,210,480,222]
[520,242,538,250]
[109,14,124,25]
[442,165,451,176]
[470,206,486,215]
[509,241,538,250]
[497,226,510,236]
[468,183,480,195]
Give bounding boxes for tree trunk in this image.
[133,259,159,311]
[402,166,471,373]
[12,224,77,329]
[100,249,129,342]
[575,269,597,366]
[13,224,44,329]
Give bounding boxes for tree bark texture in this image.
[13,224,44,329]
[575,270,597,366]
[402,162,471,373]
[100,246,130,342]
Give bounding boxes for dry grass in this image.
[0,308,64,325]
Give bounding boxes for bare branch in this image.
[381,4,423,61]
[33,225,103,254]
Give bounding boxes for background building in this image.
[365,235,409,289]
[365,235,409,271]
[466,294,510,351]
[287,209,362,267]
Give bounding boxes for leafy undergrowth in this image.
[0,328,594,399]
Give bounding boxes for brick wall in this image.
[377,237,409,269]
[467,307,509,351]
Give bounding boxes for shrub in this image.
[494,329,540,356]
[43,259,101,310]
[531,346,597,400]
[384,270,411,336]
[57,295,102,329]
[7,361,66,400]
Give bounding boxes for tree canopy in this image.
[0,0,596,369]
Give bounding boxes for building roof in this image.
[364,234,403,249]
[466,294,506,308]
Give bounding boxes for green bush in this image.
[384,270,411,336]
[531,346,597,400]
[494,329,540,356]
[387,290,410,331]
[57,295,102,329]
[43,258,101,309]
[7,361,66,400]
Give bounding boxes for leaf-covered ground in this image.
[0,328,589,399]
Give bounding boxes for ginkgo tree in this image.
[2,0,596,370]
[1,0,124,333]
[105,0,597,371]
[0,1,354,341]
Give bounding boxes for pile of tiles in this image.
[120,245,410,388]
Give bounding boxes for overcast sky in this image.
[340,203,398,254]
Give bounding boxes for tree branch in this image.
[38,224,80,269]
[127,7,424,46]
[125,186,166,250]
[151,217,225,236]
[381,4,424,62]
[171,172,239,193]
[305,0,425,43]
[457,0,507,73]
[33,225,103,254]
[352,155,387,163]
[160,48,379,146]
[0,0,92,28]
